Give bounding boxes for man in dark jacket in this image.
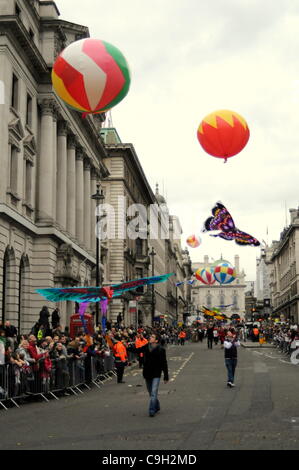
[136,333,169,417]
[207,324,214,349]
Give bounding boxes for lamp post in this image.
[91,183,105,327]
[149,247,156,326]
[176,284,178,325]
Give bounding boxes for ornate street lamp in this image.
[91,183,105,327]
[149,247,156,325]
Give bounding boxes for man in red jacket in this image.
[28,335,48,393]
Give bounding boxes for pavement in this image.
[1,340,299,450]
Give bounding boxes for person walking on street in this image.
[224,329,240,388]
[213,327,219,345]
[112,334,128,384]
[135,332,148,368]
[136,333,169,417]
[207,324,214,349]
[178,329,186,346]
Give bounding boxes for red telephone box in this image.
[70,313,94,338]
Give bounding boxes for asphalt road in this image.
[1,340,299,450]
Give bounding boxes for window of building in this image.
[136,238,143,256]
[207,294,212,308]
[25,160,32,203]
[26,94,33,127]
[135,268,144,293]
[11,73,19,109]
[10,145,19,193]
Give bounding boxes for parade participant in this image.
[178,329,186,346]
[213,327,219,345]
[112,334,128,384]
[224,329,240,388]
[218,327,226,348]
[207,324,214,349]
[136,333,169,417]
[135,332,148,368]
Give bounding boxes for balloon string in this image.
[224,158,227,163]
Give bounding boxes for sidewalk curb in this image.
[241,342,275,349]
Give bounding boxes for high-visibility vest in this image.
[135,337,148,357]
[135,337,148,349]
[113,342,128,362]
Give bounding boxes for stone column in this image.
[66,135,76,236]
[83,158,91,249]
[52,109,58,222]
[90,168,97,254]
[75,148,84,244]
[56,121,68,230]
[37,99,54,223]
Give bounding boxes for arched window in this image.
[233,290,238,308]
[207,293,212,308]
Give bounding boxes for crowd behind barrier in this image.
[0,316,190,410]
[1,314,298,410]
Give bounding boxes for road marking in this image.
[170,352,194,383]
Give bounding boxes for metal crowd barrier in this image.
[0,351,128,411]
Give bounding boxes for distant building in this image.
[270,208,299,323]
[191,255,246,319]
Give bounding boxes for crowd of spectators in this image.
[0,306,191,402]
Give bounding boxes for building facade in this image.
[270,208,299,323]
[191,255,246,320]
[0,0,109,332]
[0,0,193,332]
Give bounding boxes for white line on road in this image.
[170,352,194,383]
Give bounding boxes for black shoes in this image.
[118,381,126,384]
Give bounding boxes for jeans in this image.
[225,358,237,383]
[207,338,213,349]
[145,377,160,415]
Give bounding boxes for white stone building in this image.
[0,0,109,332]
[191,255,246,319]
[270,208,299,323]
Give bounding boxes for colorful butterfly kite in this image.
[36,273,174,303]
[202,202,260,247]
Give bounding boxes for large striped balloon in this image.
[52,38,131,115]
[195,268,215,285]
[213,262,236,285]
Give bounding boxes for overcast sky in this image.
[58,0,299,280]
